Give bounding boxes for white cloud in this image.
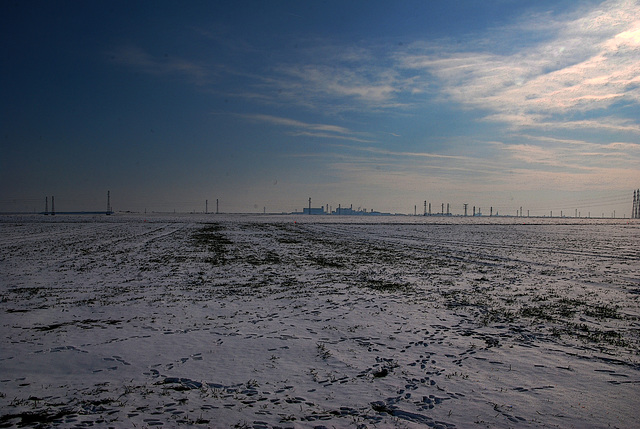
[400,0,640,131]
[271,63,402,108]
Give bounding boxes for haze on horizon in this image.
[2,1,639,216]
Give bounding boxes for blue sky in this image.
[2,0,639,216]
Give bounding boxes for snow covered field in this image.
[1,214,638,428]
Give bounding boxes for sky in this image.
[1,0,639,216]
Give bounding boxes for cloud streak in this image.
[400,0,640,132]
[243,114,375,143]
[109,45,209,84]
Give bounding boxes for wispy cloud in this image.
[347,145,468,161]
[243,114,375,143]
[269,63,401,110]
[399,0,640,132]
[109,45,209,84]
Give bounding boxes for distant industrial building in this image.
[331,207,389,216]
[297,202,391,216]
[303,207,326,215]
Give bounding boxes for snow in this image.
[1,213,638,428]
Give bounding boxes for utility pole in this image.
[463,203,468,217]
